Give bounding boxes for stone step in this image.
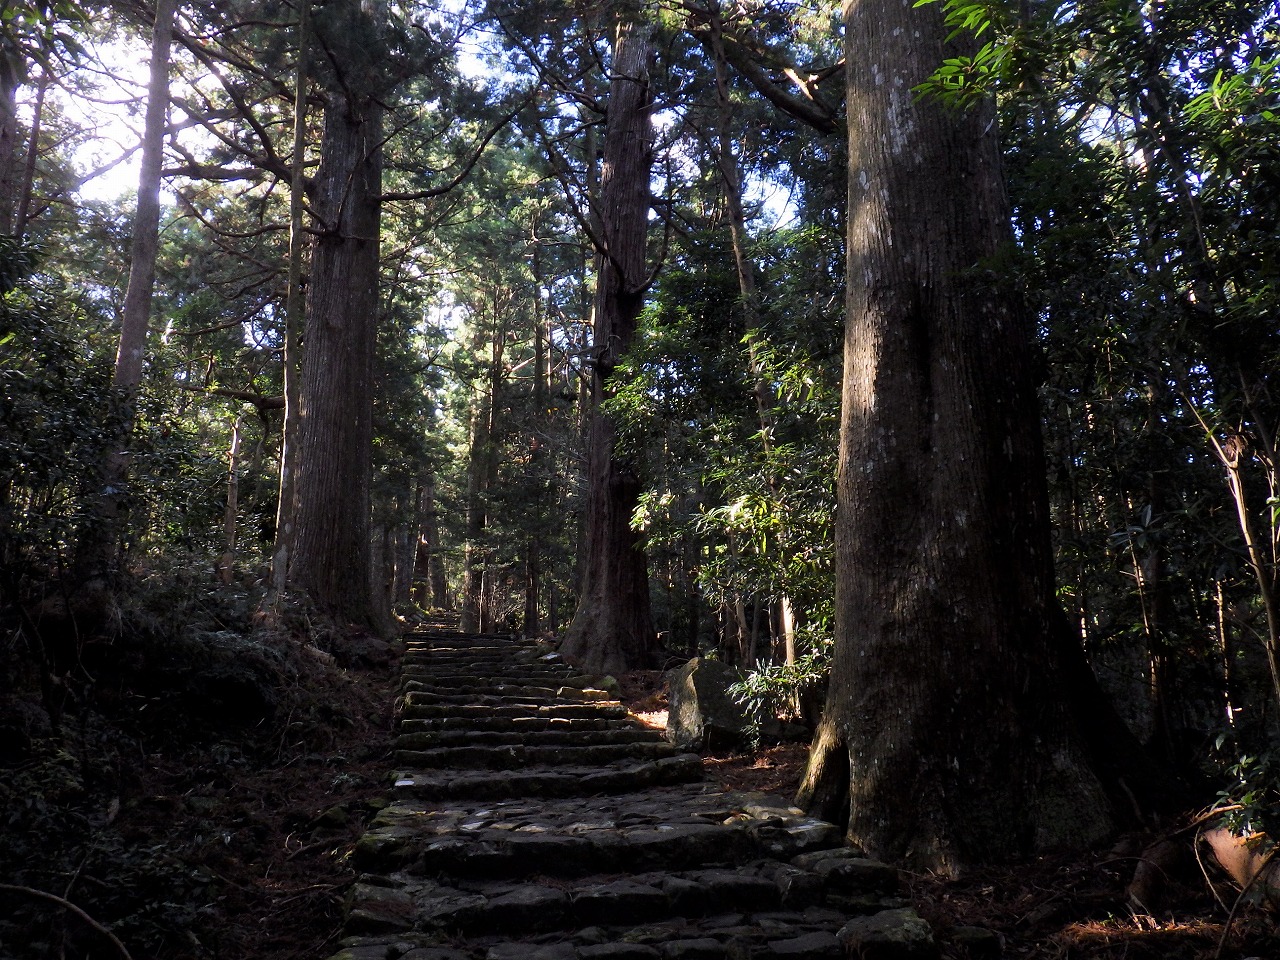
[390,754,705,802]
[404,632,522,643]
[400,702,630,722]
[402,649,552,664]
[394,740,681,770]
[405,642,537,656]
[399,668,581,686]
[395,727,666,750]
[402,689,616,709]
[398,715,640,734]
[332,911,869,959]
[354,790,845,879]
[402,683,614,704]
[341,845,911,955]
[345,861,902,941]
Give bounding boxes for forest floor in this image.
[2,616,1274,960]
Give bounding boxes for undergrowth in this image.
[0,577,397,960]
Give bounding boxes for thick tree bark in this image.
[288,3,383,626]
[559,12,657,675]
[796,0,1113,871]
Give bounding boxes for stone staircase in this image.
[324,631,935,960]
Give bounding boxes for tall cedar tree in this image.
[288,2,385,626]
[559,9,658,674]
[796,0,1115,869]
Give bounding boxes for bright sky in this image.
[57,29,153,204]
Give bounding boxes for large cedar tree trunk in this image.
[288,5,383,626]
[559,12,657,675]
[796,0,1114,870]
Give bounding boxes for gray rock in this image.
[772,867,823,908]
[664,660,751,750]
[764,931,842,957]
[789,846,868,870]
[574,880,668,925]
[661,876,709,915]
[837,908,938,959]
[579,945,662,959]
[812,857,900,896]
[345,883,415,935]
[323,945,395,960]
[694,870,779,911]
[658,938,728,959]
[479,884,570,930]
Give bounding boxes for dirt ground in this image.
[4,643,1273,960]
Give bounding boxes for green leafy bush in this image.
[728,638,832,745]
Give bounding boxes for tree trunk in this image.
[461,313,505,630]
[412,472,450,610]
[269,0,311,607]
[288,3,384,627]
[219,414,243,584]
[796,0,1113,871]
[706,5,799,664]
[0,31,20,236]
[76,0,175,579]
[559,12,657,675]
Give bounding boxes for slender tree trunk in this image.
[12,66,48,238]
[459,390,489,631]
[412,472,450,609]
[269,0,311,607]
[76,0,175,579]
[560,11,657,675]
[0,32,20,236]
[220,415,243,584]
[461,315,505,630]
[114,0,175,398]
[524,309,549,636]
[289,2,384,626]
[796,0,1113,871]
[707,6,797,663]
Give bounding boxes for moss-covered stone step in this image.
[401,684,615,705]
[353,791,846,879]
[399,702,630,722]
[344,859,902,937]
[393,740,682,770]
[397,715,635,734]
[390,754,705,801]
[399,667,580,685]
[394,727,665,750]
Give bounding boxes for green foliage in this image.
[910,0,1017,105]
[727,639,832,745]
[0,244,116,583]
[1215,742,1280,845]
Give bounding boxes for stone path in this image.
[323,631,938,960]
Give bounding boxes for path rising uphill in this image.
[323,630,933,960]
